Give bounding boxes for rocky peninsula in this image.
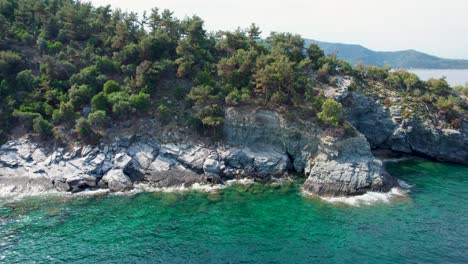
[0,1,466,198]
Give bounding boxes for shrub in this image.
[112,100,135,118]
[130,92,151,111]
[427,78,450,95]
[33,116,54,138]
[75,117,93,139]
[103,80,121,95]
[69,84,94,109]
[12,111,41,129]
[91,92,109,112]
[87,110,110,128]
[52,102,78,124]
[96,56,118,74]
[158,104,171,124]
[317,99,345,127]
[435,96,456,113]
[21,33,34,45]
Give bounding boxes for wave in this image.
[106,178,257,196]
[318,187,409,206]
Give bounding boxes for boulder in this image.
[101,169,133,192]
[203,158,220,175]
[303,134,397,196]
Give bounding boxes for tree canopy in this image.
[0,0,463,143]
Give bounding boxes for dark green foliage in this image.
[135,59,174,91]
[267,32,305,63]
[255,53,295,100]
[306,44,326,69]
[0,51,23,79]
[91,92,109,112]
[12,111,42,129]
[96,57,119,74]
[157,104,171,124]
[52,102,78,124]
[75,117,93,139]
[69,85,94,109]
[47,41,63,54]
[87,110,110,128]
[0,0,463,139]
[16,70,37,92]
[70,66,99,88]
[107,92,136,118]
[225,88,250,106]
[33,116,54,138]
[130,92,151,111]
[103,80,121,94]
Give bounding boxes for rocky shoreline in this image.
[1,95,466,198]
[0,106,402,198]
[343,91,468,164]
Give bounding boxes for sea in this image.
[409,69,468,87]
[0,159,467,263]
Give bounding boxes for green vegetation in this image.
[352,66,466,128]
[318,99,344,127]
[0,0,465,144]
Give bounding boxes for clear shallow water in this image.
[0,160,467,263]
[409,69,468,86]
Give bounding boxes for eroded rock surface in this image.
[343,91,468,164]
[0,107,397,197]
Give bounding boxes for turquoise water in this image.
[0,159,467,263]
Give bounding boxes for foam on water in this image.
[319,187,409,206]
[0,184,60,199]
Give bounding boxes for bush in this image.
[47,41,63,54]
[33,116,54,138]
[427,78,450,95]
[69,84,94,109]
[91,92,109,112]
[158,104,171,124]
[88,110,110,128]
[225,88,250,106]
[70,66,99,88]
[130,92,151,111]
[107,92,136,118]
[96,56,119,74]
[317,99,345,127]
[103,80,120,94]
[21,33,35,45]
[12,111,42,129]
[435,96,456,113]
[75,117,93,139]
[52,102,78,124]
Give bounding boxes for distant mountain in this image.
[304,39,468,69]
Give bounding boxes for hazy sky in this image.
[89,0,468,59]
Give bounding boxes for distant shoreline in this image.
[407,69,468,86]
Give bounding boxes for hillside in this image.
[305,39,468,69]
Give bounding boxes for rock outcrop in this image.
[343,91,468,164]
[0,107,397,197]
[303,134,397,196]
[224,106,396,195]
